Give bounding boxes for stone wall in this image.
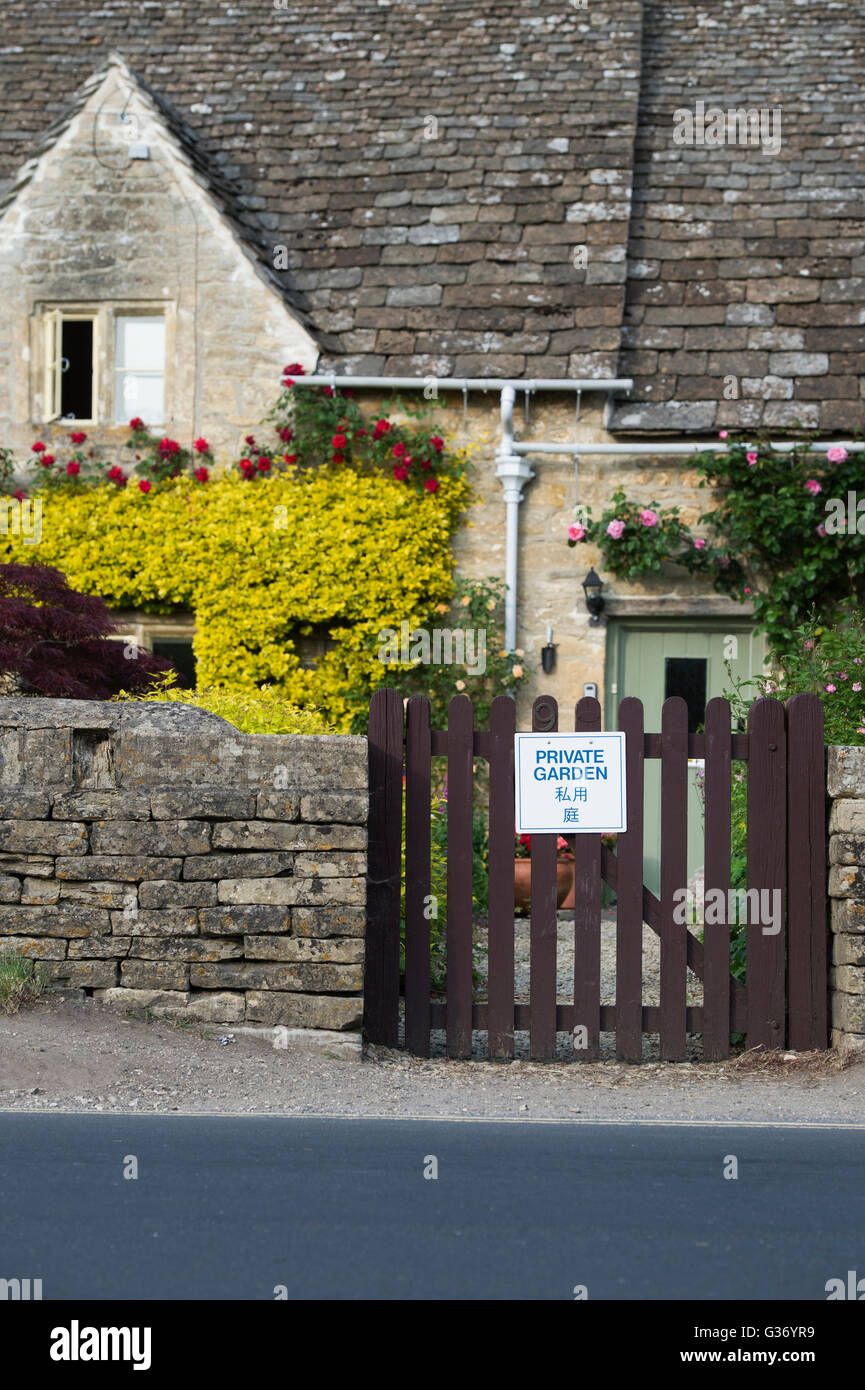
[0,699,366,1035]
[827,747,865,1054]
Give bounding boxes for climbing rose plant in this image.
[1,369,463,501]
[567,432,865,655]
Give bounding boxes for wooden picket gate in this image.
[365,689,827,1061]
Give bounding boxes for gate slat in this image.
[789,700,828,1045]
[488,694,516,1060]
[365,688,404,1048]
[703,697,732,1061]
[660,697,689,1060]
[746,698,786,1051]
[573,696,602,1060]
[404,696,431,1057]
[530,696,559,1060]
[615,698,643,1061]
[786,693,827,1051]
[446,694,475,1059]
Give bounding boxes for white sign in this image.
[514,732,627,834]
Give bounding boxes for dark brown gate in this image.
[365,689,826,1061]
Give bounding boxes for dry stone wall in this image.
[827,747,865,1054]
[0,699,366,1032]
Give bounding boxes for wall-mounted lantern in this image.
[582,569,605,626]
[541,625,556,674]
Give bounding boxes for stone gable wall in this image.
[0,699,366,1034]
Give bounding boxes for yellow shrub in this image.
[0,470,468,730]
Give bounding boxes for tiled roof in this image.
[0,0,863,429]
[612,0,865,433]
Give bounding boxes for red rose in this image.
[284,453,298,465]
[424,478,440,493]
[392,442,407,458]
[129,418,143,430]
[279,427,293,442]
[257,459,271,473]
[12,489,25,501]
[393,464,409,482]
[70,431,86,445]
[158,437,180,456]
[331,433,347,449]
[257,456,271,468]
[194,437,210,454]
[66,461,80,476]
[138,479,151,494]
[244,435,256,446]
[372,419,391,436]
[321,386,334,397]
[239,457,254,471]
[107,466,125,485]
[31,441,46,453]
[356,429,368,438]
[283,363,305,376]
[331,453,345,465]
[430,436,444,452]
[41,454,55,466]
[195,467,209,483]
[420,458,432,471]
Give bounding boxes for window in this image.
[44,311,98,424]
[105,612,196,688]
[39,305,169,426]
[664,656,708,734]
[114,315,165,425]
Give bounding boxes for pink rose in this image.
[805,479,822,495]
[606,519,625,539]
[746,451,758,465]
[826,446,848,464]
[854,683,862,693]
[639,509,659,527]
[816,524,827,537]
[718,430,729,439]
[826,685,836,694]
[568,522,585,543]
[693,538,706,549]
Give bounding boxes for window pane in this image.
[664,657,708,734]
[115,316,165,370]
[59,319,94,421]
[151,639,196,688]
[115,372,164,425]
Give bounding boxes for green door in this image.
[605,620,766,896]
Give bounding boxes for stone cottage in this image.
[0,2,862,872]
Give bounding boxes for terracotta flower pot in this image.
[514,857,574,911]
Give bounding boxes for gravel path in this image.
[423,911,705,1061]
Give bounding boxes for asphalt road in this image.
[1,1114,864,1300]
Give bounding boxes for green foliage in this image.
[269,370,464,497]
[114,670,335,734]
[0,948,46,1013]
[573,437,865,655]
[568,489,694,583]
[381,575,530,730]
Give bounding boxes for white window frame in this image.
[35,302,173,428]
[113,313,167,427]
[42,309,100,425]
